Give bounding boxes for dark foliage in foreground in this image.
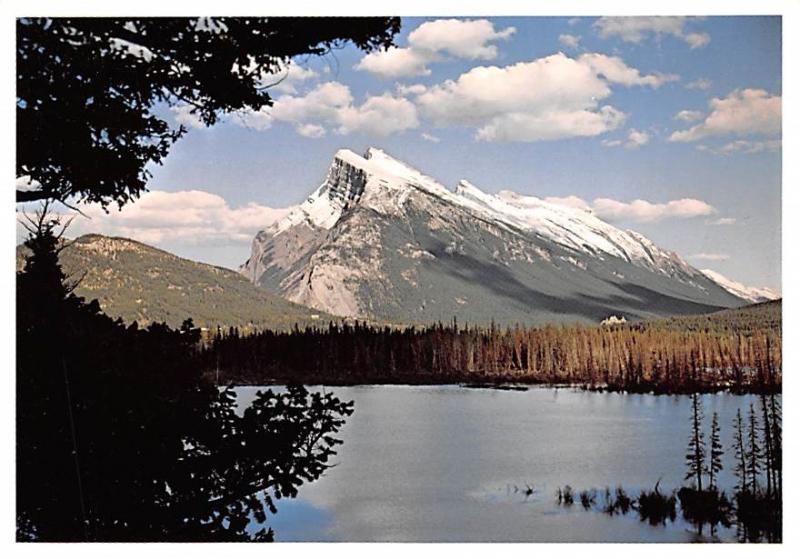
[17,17,399,207]
[17,212,352,541]
[202,315,781,393]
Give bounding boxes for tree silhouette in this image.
[16,17,399,207]
[707,412,723,490]
[685,393,705,491]
[746,403,762,494]
[732,408,748,495]
[17,210,353,541]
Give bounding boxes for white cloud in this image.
[600,128,651,149]
[355,46,432,79]
[594,16,710,49]
[236,81,419,138]
[355,18,515,78]
[543,195,592,212]
[415,52,670,143]
[409,18,516,59]
[558,34,581,49]
[624,128,650,149]
[544,195,717,223]
[396,83,428,96]
[34,190,291,246]
[696,139,782,156]
[421,132,441,143]
[474,106,626,142]
[591,197,716,223]
[171,104,206,129]
[268,64,318,94]
[295,123,326,138]
[708,217,736,226]
[16,175,41,192]
[685,78,712,91]
[336,94,420,136]
[674,110,704,122]
[578,53,678,87]
[690,253,730,261]
[669,89,781,142]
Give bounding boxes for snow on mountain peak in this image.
[700,269,780,303]
[259,148,706,286]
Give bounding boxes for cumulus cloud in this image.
[624,129,650,149]
[413,52,671,142]
[355,18,515,78]
[16,175,41,192]
[600,128,651,149]
[690,253,730,261]
[594,16,710,49]
[236,81,418,137]
[670,89,781,142]
[674,110,704,122]
[591,197,716,223]
[558,34,581,49]
[696,139,782,156]
[33,190,291,246]
[543,195,592,212]
[355,46,432,78]
[685,78,712,91]
[171,104,206,129]
[267,64,319,94]
[543,194,717,223]
[578,53,678,87]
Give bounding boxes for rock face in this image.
[241,147,747,325]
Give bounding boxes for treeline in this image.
[201,317,782,393]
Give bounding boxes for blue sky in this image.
[49,16,782,291]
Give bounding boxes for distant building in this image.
[601,315,627,326]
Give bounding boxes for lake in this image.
[234,385,769,542]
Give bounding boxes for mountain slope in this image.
[242,147,747,326]
[700,269,780,303]
[17,234,335,330]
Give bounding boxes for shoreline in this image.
[215,378,781,396]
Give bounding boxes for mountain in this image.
[17,234,335,331]
[700,269,780,304]
[241,147,748,326]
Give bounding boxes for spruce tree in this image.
[746,403,763,494]
[685,393,705,491]
[707,412,723,490]
[732,408,748,494]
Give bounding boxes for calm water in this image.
[234,385,768,542]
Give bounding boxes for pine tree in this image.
[732,408,748,494]
[685,393,705,491]
[746,403,763,494]
[707,412,724,490]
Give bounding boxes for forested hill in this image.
[649,299,781,335]
[16,234,336,331]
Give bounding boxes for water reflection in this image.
[236,386,774,542]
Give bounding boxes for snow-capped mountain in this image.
[241,147,747,325]
[700,269,780,304]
